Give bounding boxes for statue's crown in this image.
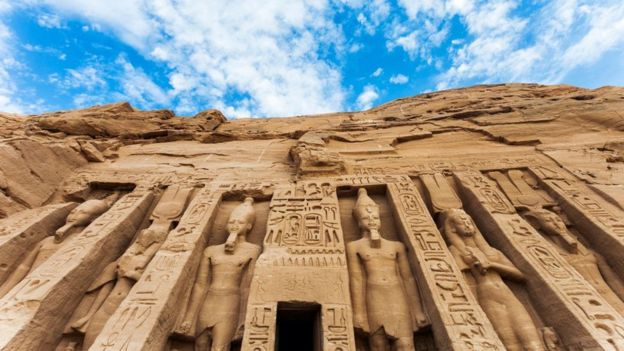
[230,197,256,225]
[353,188,378,219]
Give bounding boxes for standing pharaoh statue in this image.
[346,188,428,351]
[523,208,624,313]
[0,193,119,298]
[440,208,544,351]
[179,197,262,351]
[64,185,193,350]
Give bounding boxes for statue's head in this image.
[225,197,256,254]
[523,208,577,252]
[353,188,381,247]
[441,208,476,238]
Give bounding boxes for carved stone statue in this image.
[0,193,118,298]
[440,208,544,351]
[179,197,261,351]
[523,208,624,312]
[346,188,428,351]
[65,185,192,349]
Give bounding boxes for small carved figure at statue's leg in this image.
[395,336,416,351]
[62,341,78,351]
[510,300,545,351]
[195,328,211,351]
[210,320,237,351]
[83,277,134,348]
[71,281,114,332]
[481,301,521,351]
[369,329,390,351]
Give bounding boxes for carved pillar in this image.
[90,186,221,351]
[0,202,77,283]
[241,181,355,351]
[533,172,624,279]
[455,171,624,350]
[386,180,505,351]
[0,190,154,351]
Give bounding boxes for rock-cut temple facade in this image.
[0,83,623,351]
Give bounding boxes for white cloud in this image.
[389,74,409,84]
[372,67,383,77]
[30,0,347,117]
[356,84,379,110]
[36,13,64,28]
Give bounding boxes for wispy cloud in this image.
[389,74,409,84]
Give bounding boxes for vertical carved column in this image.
[0,191,154,351]
[455,171,624,350]
[90,186,221,351]
[534,173,624,277]
[386,181,505,351]
[0,202,77,283]
[242,181,355,351]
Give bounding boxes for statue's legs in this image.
[369,329,390,351]
[506,298,544,351]
[395,336,415,351]
[83,277,134,348]
[195,328,211,351]
[210,319,237,351]
[480,299,521,351]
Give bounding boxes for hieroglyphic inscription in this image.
[0,191,153,351]
[387,181,504,350]
[322,304,351,351]
[456,171,624,350]
[90,187,221,351]
[535,174,624,278]
[244,303,277,351]
[0,203,77,283]
[264,181,344,253]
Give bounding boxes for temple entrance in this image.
[275,302,322,351]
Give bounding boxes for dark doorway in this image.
[275,302,321,351]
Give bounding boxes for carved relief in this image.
[60,185,193,350]
[178,197,262,350]
[0,194,119,299]
[388,180,505,350]
[89,186,220,351]
[488,169,624,313]
[0,190,153,351]
[264,181,344,252]
[439,208,543,351]
[346,188,428,351]
[0,203,77,285]
[535,174,624,278]
[456,171,624,350]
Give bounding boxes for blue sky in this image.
[0,0,623,118]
